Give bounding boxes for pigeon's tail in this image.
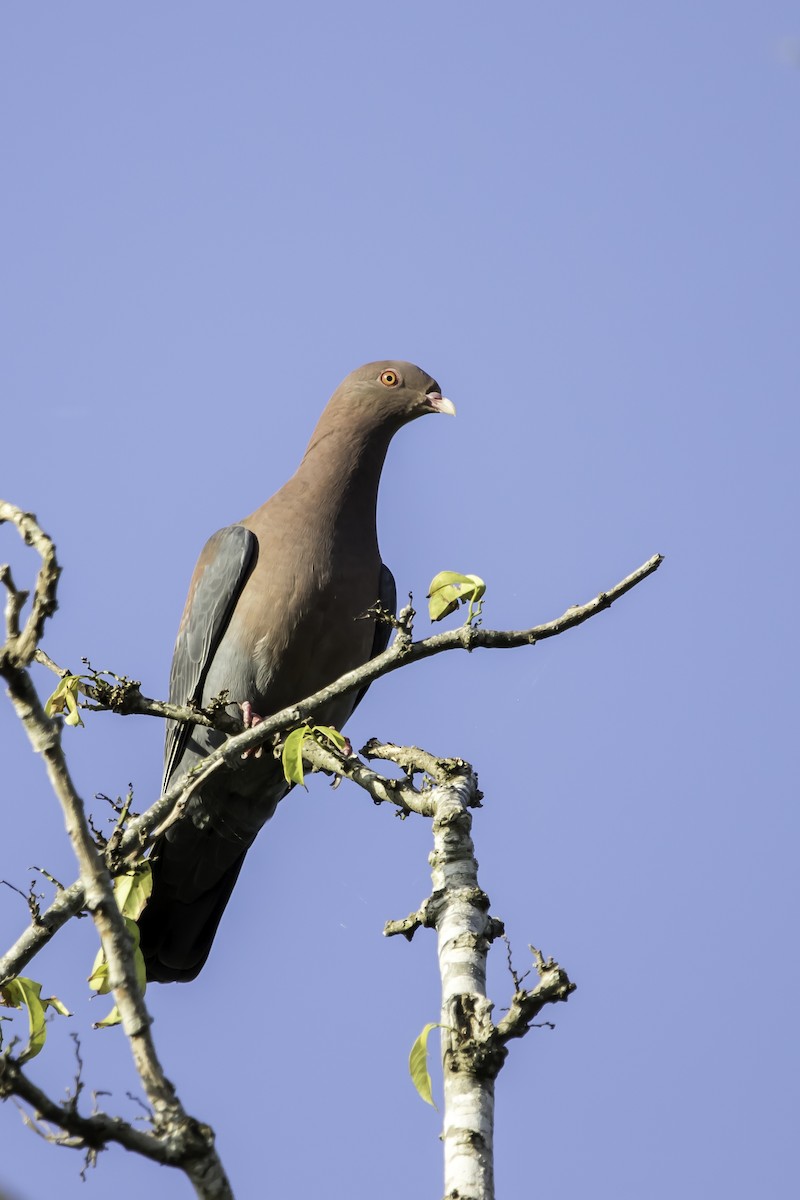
[137,824,251,984]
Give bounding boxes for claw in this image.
[240,701,264,759]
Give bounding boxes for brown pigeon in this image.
[138,361,454,982]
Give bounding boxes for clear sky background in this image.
[1,4,798,1198]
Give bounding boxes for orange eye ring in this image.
[379,369,400,387]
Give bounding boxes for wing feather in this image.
[162,525,256,789]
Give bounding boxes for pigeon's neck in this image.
[293,416,397,533]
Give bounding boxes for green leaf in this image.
[94,1004,123,1029]
[87,951,111,994]
[313,724,347,751]
[427,571,486,624]
[281,723,347,787]
[44,674,87,727]
[409,1022,441,1108]
[282,726,310,787]
[92,920,147,1027]
[0,976,71,1062]
[89,904,148,1029]
[113,863,152,922]
[127,918,148,992]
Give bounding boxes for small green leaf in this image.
[44,674,87,727]
[313,724,347,751]
[94,921,146,1028]
[127,918,148,992]
[282,727,310,787]
[409,1022,441,1108]
[427,571,486,624]
[89,911,148,1030]
[113,863,153,922]
[281,723,347,787]
[91,920,147,1028]
[94,1004,122,1029]
[87,951,111,994]
[0,976,71,1062]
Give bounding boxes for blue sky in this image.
[2,4,798,1197]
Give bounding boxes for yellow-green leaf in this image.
[314,724,346,751]
[44,674,86,727]
[427,571,486,624]
[94,926,144,1026]
[87,952,111,994]
[0,976,71,1062]
[89,920,147,1027]
[282,727,309,787]
[281,723,347,787]
[94,1004,122,1029]
[409,1022,441,1108]
[113,863,152,921]
[127,918,148,992]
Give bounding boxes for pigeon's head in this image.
[339,360,455,429]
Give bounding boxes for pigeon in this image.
[138,361,454,981]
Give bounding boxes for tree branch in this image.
[32,553,664,746]
[493,948,575,1045]
[0,501,61,669]
[0,1053,177,1165]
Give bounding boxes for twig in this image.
[0,502,60,668]
[493,948,576,1044]
[0,1053,183,1165]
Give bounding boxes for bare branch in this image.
[0,501,60,668]
[0,563,29,640]
[33,553,663,749]
[0,881,85,986]
[1,878,43,924]
[0,1053,176,1165]
[493,947,576,1044]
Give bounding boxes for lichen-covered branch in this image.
[494,948,576,1044]
[363,744,574,1200]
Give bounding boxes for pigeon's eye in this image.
[379,370,400,387]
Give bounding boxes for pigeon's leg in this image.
[240,700,264,759]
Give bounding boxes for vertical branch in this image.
[429,770,502,1200]
[378,742,503,1200]
[378,741,573,1200]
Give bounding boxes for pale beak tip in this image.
[427,393,456,416]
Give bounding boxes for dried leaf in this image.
[44,674,87,727]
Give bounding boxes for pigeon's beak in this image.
[424,391,456,416]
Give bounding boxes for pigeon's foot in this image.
[240,700,264,759]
